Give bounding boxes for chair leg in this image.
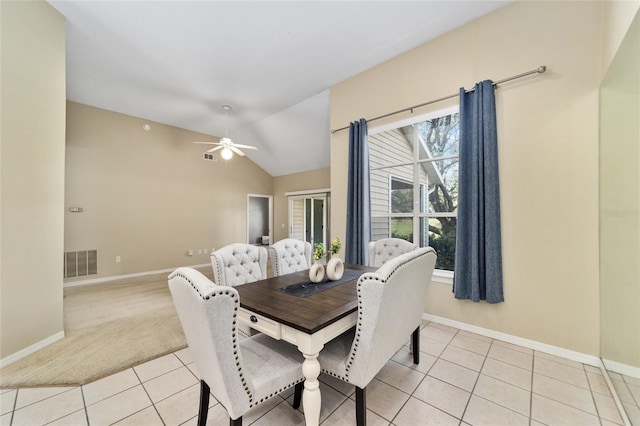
[198,380,210,426]
[355,386,367,426]
[293,382,304,409]
[230,417,242,426]
[412,326,420,364]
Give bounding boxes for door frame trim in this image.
[287,190,330,246]
[247,194,273,245]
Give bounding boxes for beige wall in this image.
[272,168,330,242]
[64,102,274,280]
[330,1,603,355]
[1,1,66,359]
[602,1,640,75]
[599,9,640,369]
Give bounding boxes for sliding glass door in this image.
[289,194,326,248]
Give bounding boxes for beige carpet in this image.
[0,267,214,388]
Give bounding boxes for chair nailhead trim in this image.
[346,248,434,378]
[321,370,347,382]
[227,293,254,405]
[169,271,211,299]
[247,379,305,409]
[170,270,256,403]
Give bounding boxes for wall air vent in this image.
[203,152,218,161]
[64,250,97,278]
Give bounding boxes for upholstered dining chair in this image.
[268,238,312,276]
[168,267,305,426]
[315,247,437,426]
[368,238,419,267]
[211,243,268,286]
[211,243,268,336]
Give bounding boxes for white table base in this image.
[240,309,357,426]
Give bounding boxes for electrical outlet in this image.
[204,249,208,254]
[115,256,121,263]
[197,249,202,255]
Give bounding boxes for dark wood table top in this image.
[236,264,376,334]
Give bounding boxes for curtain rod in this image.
[330,65,547,134]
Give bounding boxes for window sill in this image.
[432,269,453,285]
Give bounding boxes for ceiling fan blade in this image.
[229,146,246,156]
[193,141,222,145]
[207,146,224,153]
[232,144,258,150]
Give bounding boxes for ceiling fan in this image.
[193,105,257,160]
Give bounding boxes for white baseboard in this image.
[423,313,602,367]
[63,264,211,288]
[602,358,640,379]
[0,331,65,369]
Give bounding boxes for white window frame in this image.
[369,106,459,284]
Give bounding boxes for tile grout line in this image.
[457,332,490,424]
[405,327,469,424]
[626,377,640,407]
[8,388,17,426]
[529,345,535,425]
[315,390,348,426]
[79,386,89,426]
[606,373,634,426]
[132,362,167,426]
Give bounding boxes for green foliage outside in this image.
[391,218,412,241]
[391,189,412,213]
[392,218,456,271]
[429,233,456,271]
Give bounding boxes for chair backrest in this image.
[211,243,267,286]
[268,238,312,276]
[168,267,253,418]
[347,246,437,388]
[368,238,419,267]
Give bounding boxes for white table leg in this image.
[301,352,321,426]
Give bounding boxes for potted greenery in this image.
[326,237,344,281]
[309,242,326,283]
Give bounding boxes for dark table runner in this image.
[278,268,365,298]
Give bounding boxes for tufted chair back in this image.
[168,267,304,425]
[368,238,419,267]
[318,247,437,390]
[268,238,312,276]
[211,243,268,287]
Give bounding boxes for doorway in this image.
[247,194,272,245]
[289,193,328,248]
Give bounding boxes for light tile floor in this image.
[609,371,640,426]
[0,321,628,426]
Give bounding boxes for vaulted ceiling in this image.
[49,1,509,176]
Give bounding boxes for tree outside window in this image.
[369,108,459,271]
[390,178,414,241]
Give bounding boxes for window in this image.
[369,107,459,272]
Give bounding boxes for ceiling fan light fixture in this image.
[193,104,257,159]
[221,147,233,160]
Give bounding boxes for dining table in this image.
[235,263,376,426]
